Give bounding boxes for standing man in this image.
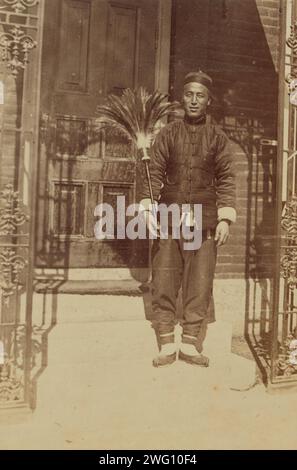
[140,71,236,367]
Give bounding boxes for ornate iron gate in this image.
[0,0,44,409]
[271,0,297,386]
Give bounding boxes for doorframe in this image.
[34,0,173,277]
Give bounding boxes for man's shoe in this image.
[178,350,209,367]
[152,352,177,367]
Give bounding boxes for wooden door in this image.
[36,0,159,268]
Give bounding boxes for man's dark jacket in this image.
[140,115,236,230]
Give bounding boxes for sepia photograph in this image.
[0,0,296,453]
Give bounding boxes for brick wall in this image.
[170,0,281,279]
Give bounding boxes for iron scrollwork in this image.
[0,248,27,304]
[280,197,297,288]
[280,248,297,290]
[0,0,40,408]
[278,196,297,375]
[277,328,297,377]
[0,325,44,403]
[0,25,36,77]
[0,184,29,304]
[287,20,297,55]
[1,0,38,13]
[0,0,38,76]
[286,20,297,105]
[0,184,29,235]
[0,356,22,402]
[280,197,297,289]
[272,11,297,381]
[281,196,297,240]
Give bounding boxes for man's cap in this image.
[183,71,213,94]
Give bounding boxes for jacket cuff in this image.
[217,207,237,223]
[139,198,158,212]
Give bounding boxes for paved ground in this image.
[0,295,296,450]
[1,361,297,450]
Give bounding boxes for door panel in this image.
[37,0,158,268]
[106,3,139,92]
[57,0,91,92]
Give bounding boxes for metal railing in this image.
[247,0,297,388]
[270,0,297,385]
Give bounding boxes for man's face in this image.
[182,82,210,118]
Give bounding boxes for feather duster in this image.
[96,87,179,205]
[95,87,179,157]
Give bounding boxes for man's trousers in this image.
[151,230,217,347]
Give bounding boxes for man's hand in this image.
[139,199,159,238]
[215,220,230,246]
[142,209,159,238]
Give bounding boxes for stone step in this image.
[32,293,150,326]
[31,277,247,330]
[34,279,145,295]
[34,268,147,282]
